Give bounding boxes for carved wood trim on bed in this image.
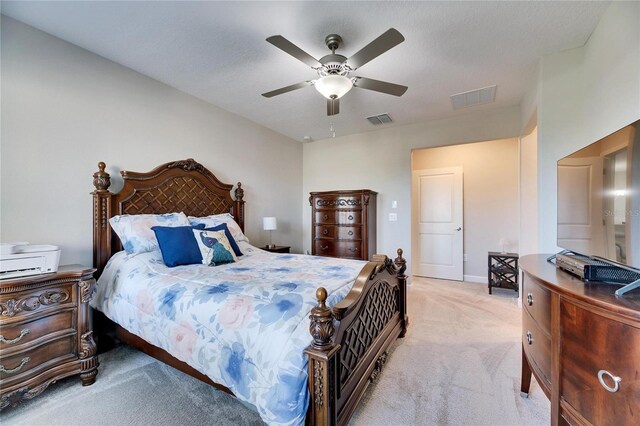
[90,159,407,426]
[91,159,244,275]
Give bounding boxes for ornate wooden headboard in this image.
[91,158,245,276]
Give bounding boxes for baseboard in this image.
[464,274,488,284]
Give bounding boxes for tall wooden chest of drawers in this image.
[310,190,377,260]
[0,266,98,410]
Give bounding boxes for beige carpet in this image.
[351,277,550,425]
[1,277,549,425]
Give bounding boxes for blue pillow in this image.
[152,224,205,267]
[205,223,243,256]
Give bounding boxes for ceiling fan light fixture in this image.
[314,75,353,99]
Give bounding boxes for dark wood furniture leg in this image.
[520,344,532,396]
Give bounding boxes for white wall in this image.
[519,127,539,256]
[0,16,303,265]
[303,106,522,270]
[411,138,520,280]
[536,1,640,252]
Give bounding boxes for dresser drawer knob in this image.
[0,357,30,374]
[322,229,329,235]
[527,293,533,306]
[321,245,329,251]
[0,329,30,345]
[348,215,354,220]
[598,370,621,393]
[526,331,533,345]
[323,214,329,220]
[348,230,354,236]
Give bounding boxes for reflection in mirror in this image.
[557,119,640,269]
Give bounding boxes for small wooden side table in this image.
[0,265,98,410]
[262,245,291,254]
[488,252,519,294]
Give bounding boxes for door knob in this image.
[455,227,462,231]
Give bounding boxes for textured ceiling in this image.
[2,1,610,142]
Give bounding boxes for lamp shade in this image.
[263,217,277,231]
[314,75,353,99]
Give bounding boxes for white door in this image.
[412,167,464,280]
[557,157,605,257]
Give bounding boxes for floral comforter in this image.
[91,242,366,426]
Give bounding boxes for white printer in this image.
[0,243,61,280]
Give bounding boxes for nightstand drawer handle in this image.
[527,293,533,306]
[321,245,329,250]
[598,370,621,393]
[526,331,533,345]
[322,229,329,235]
[348,247,359,252]
[0,357,30,374]
[0,329,30,345]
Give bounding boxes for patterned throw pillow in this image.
[192,229,238,266]
[188,213,249,243]
[109,212,190,254]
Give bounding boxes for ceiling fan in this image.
[262,28,408,116]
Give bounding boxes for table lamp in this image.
[499,237,509,254]
[263,217,277,249]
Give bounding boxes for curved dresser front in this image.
[519,254,640,426]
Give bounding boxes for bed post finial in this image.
[309,287,334,349]
[92,162,111,192]
[394,248,406,276]
[235,182,244,201]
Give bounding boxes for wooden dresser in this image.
[0,266,98,410]
[520,255,640,426]
[309,190,377,260]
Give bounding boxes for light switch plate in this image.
[389,213,398,221]
[392,200,398,208]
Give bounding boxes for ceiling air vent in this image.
[450,85,497,110]
[366,113,393,125]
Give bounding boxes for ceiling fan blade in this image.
[353,77,408,96]
[347,28,405,70]
[327,97,340,116]
[266,35,322,68]
[262,81,314,98]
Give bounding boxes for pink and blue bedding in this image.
[91,242,366,426]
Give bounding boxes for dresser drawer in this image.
[313,196,363,210]
[0,334,76,384]
[315,211,336,225]
[0,309,76,351]
[560,300,640,426]
[522,275,551,333]
[314,241,363,259]
[336,211,362,225]
[522,309,552,388]
[0,283,76,322]
[315,225,362,240]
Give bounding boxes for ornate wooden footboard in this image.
[91,159,407,425]
[306,250,408,426]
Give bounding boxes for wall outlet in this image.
[464,254,468,262]
[389,213,398,221]
[392,200,398,209]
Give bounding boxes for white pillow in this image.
[109,212,190,254]
[188,213,249,243]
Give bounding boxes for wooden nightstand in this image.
[0,265,98,410]
[262,245,291,254]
